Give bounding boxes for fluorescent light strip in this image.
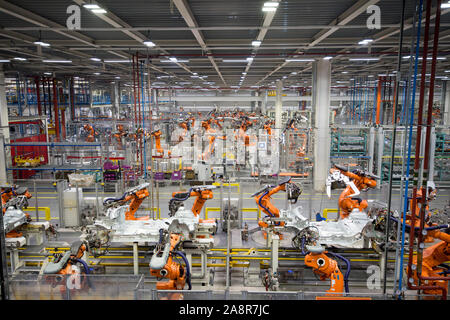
[160,59,189,63]
[143,41,155,47]
[348,58,380,61]
[264,1,279,7]
[104,60,131,63]
[91,8,107,13]
[34,41,50,47]
[403,56,446,60]
[90,57,101,62]
[83,4,100,9]
[43,60,72,63]
[0,59,10,63]
[285,59,314,62]
[14,57,27,61]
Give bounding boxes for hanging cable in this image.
[382,0,406,295]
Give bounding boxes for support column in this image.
[312,59,331,192]
[262,89,268,115]
[275,80,283,130]
[444,80,450,126]
[0,66,11,183]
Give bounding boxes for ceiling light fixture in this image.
[83,4,100,9]
[262,7,277,12]
[91,8,107,13]
[160,59,189,62]
[323,56,333,60]
[43,60,72,63]
[252,40,262,47]
[13,57,27,61]
[0,59,11,63]
[348,57,380,61]
[264,1,279,7]
[358,39,373,45]
[144,41,155,47]
[90,57,101,62]
[104,59,131,63]
[34,41,50,47]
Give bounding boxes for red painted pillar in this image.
[52,79,60,142]
[35,77,42,116]
[59,87,66,140]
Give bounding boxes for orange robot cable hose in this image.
[254,184,286,227]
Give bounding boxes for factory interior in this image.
[0,0,449,302]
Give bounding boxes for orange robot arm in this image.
[123,188,150,220]
[254,184,285,220]
[152,130,164,155]
[252,177,301,227]
[304,251,344,295]
[171,187,214,217]
[150,233,190,300]
[409,229,450,295]
[201,135,215,160]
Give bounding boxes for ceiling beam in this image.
[242,0,280,85]
[0,0,97,47]
[173,0,227,86]
[73,0,194,78]
[255,0,380,85]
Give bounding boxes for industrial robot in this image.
[252,176,302,228]
[407,227,450,296]
[103,183,150,220]
[403,181,439,243]
[293,227,350,295]
[151,129,171,157]
[2,185,32,238]
[43,240,92,299]
[83,124,98,142]
[326,164,378,220]
[200,120,216,161]
[149,230,191,300]
[112,124,127,147]
[304,246,346,296]
[169,185,216,218]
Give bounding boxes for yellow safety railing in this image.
[322,208,338,221]
[143,207,162,219]
[242,207,260,220]
[212,182,240,192]
[23,207,52,221]
[205,207,220,219]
